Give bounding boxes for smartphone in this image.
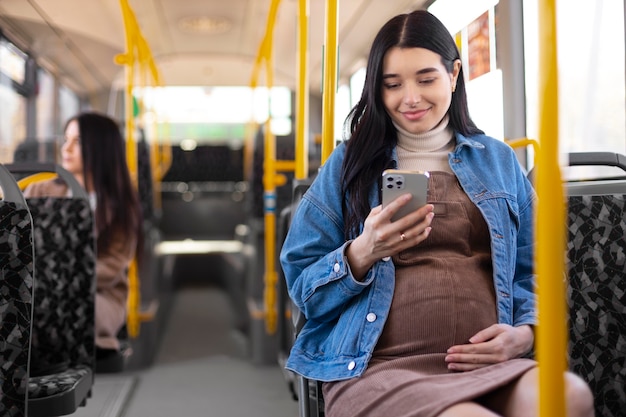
[382,169,429,222]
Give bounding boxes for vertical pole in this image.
[117,0,139,336]
[262,0,282,334]
[321,0,338,164]
[296,0,310,180]
[536,0,566,416]
[116,0,163,337]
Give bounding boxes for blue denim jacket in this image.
[280,132,537,382]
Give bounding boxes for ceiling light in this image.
[178,16,232,34]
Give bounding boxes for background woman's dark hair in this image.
[341,10,483,239]
[68,112,143,257]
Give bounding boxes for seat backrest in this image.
[11,163,96,375]
[136,134,155,223]
[565,152,626,417]
[27,193,96,373]
[0,164,35,416]
[6,163,96,416]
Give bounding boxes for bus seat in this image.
[565,152,626,417]
[275,177,326,417]
[277,180,311,376]
[137,131,155,224]
[6,163,96,416]
[248,129,295,220]
[12,139,58,164]
[0,164,35,417]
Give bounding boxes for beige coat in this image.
[23,179,136,350]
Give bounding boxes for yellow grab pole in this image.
[261,0,283,334]
[116,0,164,337]
[116,0,138,186]
[295,0,310,179]
[115,0,140,337]
[536,0,566,416]
[321,0,338,164]
[505,137,540,169]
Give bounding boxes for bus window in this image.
[430,1,504,140]
[36,68,56,143]
[58,85,80,134]
[0,37,27,164]
[524,0,626,179]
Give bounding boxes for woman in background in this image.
[25,111,142,357]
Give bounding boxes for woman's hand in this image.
[444,324,535,372]
[346,193,434,280]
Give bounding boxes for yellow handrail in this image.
[17,173,58,190]
[321,0,339,164]
[536,0,566,416]
[137,29,171,213]
[116,0,138,186]
[505,137,540,172]
[249,0,284,334]
[295,0,310,180]
[115,0,164,338]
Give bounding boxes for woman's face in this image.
[381,47,460,135]
[61,119,83,178]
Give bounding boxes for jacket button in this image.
[366,313,376,322]
[348,361,356,370]
[333,262,340,273]
[382,256,390,262]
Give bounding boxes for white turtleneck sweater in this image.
[394,115,456,174]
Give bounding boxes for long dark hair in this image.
[69,112,143,255]
[341,10,483,239]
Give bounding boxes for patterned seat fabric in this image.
[25,197,95,406]
[566,194,626,417]
[27,366,91,397]
[0,201,34,417]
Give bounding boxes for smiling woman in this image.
[0,1,623,416]
[381,47,460,134]
[280,9,595,417]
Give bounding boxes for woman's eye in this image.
[384,83,400,89]
[63,137,80,145]
[419,78,435,84]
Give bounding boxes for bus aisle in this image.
[72,281,298,417]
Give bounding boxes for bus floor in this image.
[71,283,299,417]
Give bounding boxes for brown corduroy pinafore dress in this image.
[323,172,536,417]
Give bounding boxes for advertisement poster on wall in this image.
[467,10,491,81]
